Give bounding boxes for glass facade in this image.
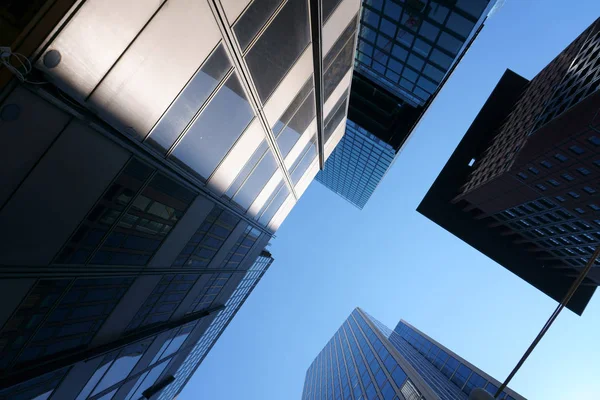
[355,0,492,106]
[303,309,524,400]
[316,121,395,209]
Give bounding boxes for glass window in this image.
[291,140,317,185]
[588,136,600,146]
[430,48,453,69]
[577,167,591,175]
[245,0,310,102]
[554,153,568,162]
[324,36,354,101]
[324,95,348,142]
[437,32,463,55]
[170,73,255,180]
[258,183,290,225]
[383,1,401,20]
[456,0,488,17]
[326,17,358,70]
[417,76,437,93]
[392,44,408,61]
[359,39,374,56]
[323,0,344,22]
[360,25,377,44]
[428,3,449,23]
[441,356,459,377]
[233,150,279,210]
[447,12,476,38]
[396,29,414,47]
[541,160,553,168]
[402,67,418,83]
[561,173,574,181]
[419,20,440,42]
[414,39,431,57]
[391,365,407,388]
[124,360,170,400]
[147,45,232,152]
[388,58,404,75]
[380,18,397,38]
[362,8,380,28]
[276,91,315,157]
[451,364,472,389]
[385,69,400,83]
[374,49,389,65]
[569,145,585,155]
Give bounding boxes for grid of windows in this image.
[316,120,395,209]
[0,368,69,400]
[392,321,518,400]
[55,159,196,266]
[172,206,240,267]
[157,253,274,400]
[303,310,419,400]
[461,20,598,195]
[492,199,600,269]
[0,277,133,370]
[354,0,488,106]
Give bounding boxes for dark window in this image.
[547,179,560,186]
[540,160,553,168]
[245,0,310,102]
[554,153,568,162]
[577,167,591,176]
[528,166,540,174]
[323,33,355,101]
[568,191,580,199]
[446,11,475,38]
[234,0,285,51]
[536,184,547,191]
[555,195,566,202]
[437,32,463,55]
[588,136,600,146]
[561,173,575,182]
[575,207,586,214]
[569,145,585,155]
[584,186,596,194]
[590,204,600,211]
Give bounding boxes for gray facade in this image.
[0,0,360,398]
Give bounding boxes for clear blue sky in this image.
[181,2,600,399]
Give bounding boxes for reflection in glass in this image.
[245,0,309,102]
[170,73,255,180]
[276,92,315,158]
[258,182,290,225]
[233,150,279,210]
[324,35,354,101]
[146,45,232,152]
[125,361,169,400]
[226,140,270,199]
[290,139,317,185]
[234,0,284,52]
[324,95,348,143]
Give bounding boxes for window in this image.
[561,173,575,182]
[423,63,444,82]
[568,191,580,199]
[528,166,540,174]
[547,179,560,186]
[446,12,475,38]
[392,44,408,61]
[324,35,355,101]
[147,45,232,152]
[554,153,568,162]
[437,32,463,55]
[555,195,566,202]
[575,207,586,214]
[419,20,440,42]
[590,204,600,211]
[245,0,310,102]
[577,167,591,176]
[541,160,553,168]
[383,1,401,20]
[570,145,585,155]
[430,49,453,69]
[588,136,600,146]
[170,73,255,180]
[584,186,596,194]
[536,184,547,191]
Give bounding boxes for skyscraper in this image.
[419,18,600,315]
[0,0,360,398]
[316,0,496,208]
[303,308,524,400]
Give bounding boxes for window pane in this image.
[323,0,344,22]
[456,0,488,17]
[430,48,453,69]
[171,73,255,180]
[324,35,355,101]
[325,16,358,71]
[233,151,279,209]
[258,183,290,225]
[92,339,151,395]
[226,140,270,199]
[423,63,444,83]
[277,92,315,157]
[234,0,284,52]
[324,95,348,142]
[419,20,440,42]
[447,11,476,38]
[146,45,231,152]
[245,0,310,102]
[290,139,317,184]
[437,32,463,55]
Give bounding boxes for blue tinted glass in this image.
[437,32,463,55]
[380,18,396,38]
[447,11,475,37]
[170,73,254,180]
[147,45,231,152]
[362,9,380,28]
[391,44,408,61]
[419,20,440,41]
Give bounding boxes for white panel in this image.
[221,0,252,24]
[324,70,351,118]
[324,117,347,161]
[37,0,162,100]
[264,44,313,126]
[0,87,71,206]
[248,170,284,217]
[322,0,361,56]
[284,118,317,169]
[88,0,222,140]
[294,157,319,198]
[207,118,266,194]
[267,194,295,232]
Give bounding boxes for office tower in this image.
[0,0,360,398]
[316,0,496,208]
[419,18,600,315]
[303,308,524,400]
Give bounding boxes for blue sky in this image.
[181,2,600,399]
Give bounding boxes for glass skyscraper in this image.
[303,308,524,400]
[317,0,495,208]
[0,0,360,398]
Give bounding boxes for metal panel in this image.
[322,0,360,56]
[207,118,266,194]
[220,0,253,25]
[0,87,71,207]
[88,0,222,140]
[0,119,130,265]
[263,44,313,127]
[36,0,163,100]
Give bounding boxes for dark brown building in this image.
[419,18,600,315]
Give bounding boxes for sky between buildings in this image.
[181,1,600,399]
